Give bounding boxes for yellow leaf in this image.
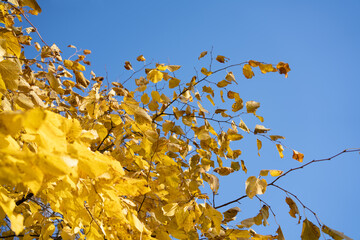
[254,125,270,134]
[285,197,300,219]
[151,91,161,102]
[220,90,225,102]
[216,79,230,88]
[156,63,167,71]
[141,93,150,105]
[259,63,277,74]
[83,49,91,54]
[169,77,180,88]
[276,227,285,240]
[245,176,267,199]
[232,100,243,112]
[124,61,133,70]
[246,101,260,114]
[214,167,234,176]
[241,160,247,174]
[216,55,229,63]
[167,65,181,72]
[134,108,152,125]
[249,60,260,67]
[276,144,284,158]
[301,219,320,240]
[207,173,219,194]
[21,0,42,14]
[148,100,159,111]
[202,86,214,97]
[162,203,179,217]
[270,135,285,141]
[231,161,240,171]
[243,64,254,79]
[269,170,283,177]
[201,67,212,76]
[0,60,21,90]
[226,229,250,239]
[198,51,208,60]
[276,62,291,78]
[197,129,211,140]
[293,150,304,162]
[321,225,352,240]
[137,54,146,62]
[1,31,21,58]
[147,69,163,83]
[206,95,215,106]
[63,59,86,71]
[225,71,237,84]
[257,139,262,156]
[239,119,250,133]
[223,207,240,223]
[46,70,61,91]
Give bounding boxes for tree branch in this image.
[269,148,360,186]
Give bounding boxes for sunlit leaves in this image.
[257,139,262,156]
[246,101,260,114]
[276,144,284,158]
[276,62,291,78]
[293,150,304,162]
[137,54,146,62]
[254,125,270,134]
[169,77,180,88]
[285,197,300,219]
[259,63,277,74]
[214,167,234,176]
[222,207,240,223]
[321,225,352,240]
[243,64,254,79]
[64,59,86,71]
[198,51,207,60]
[124,61,133,70]
[147,69,163,83]
[301,219,320,240]
[216,55,229,63]
[201,67,212,76]
[0,60,20,90]
[259,170,283,177]
[245,176,267,199]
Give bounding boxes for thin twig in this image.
[269,148,360,186]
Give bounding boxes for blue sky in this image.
[32,0,360,238]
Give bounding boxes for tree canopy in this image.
[0,1,357,239]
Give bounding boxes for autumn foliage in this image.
[0,1,355,240]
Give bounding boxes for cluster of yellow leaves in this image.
[0,1,352,239]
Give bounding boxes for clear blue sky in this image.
[32,0,360,238]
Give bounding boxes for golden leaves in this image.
[198,51,207,60]
[214,167,234,176]
[201,67,212,76]
[254,125,270,134]
[259,169,283,177]
[137,54,146,62]
[169,77,180,88]
[301,219,320,240]
[276,144,284,158]
[245,176,267,199]
[246,101,260,114]
[124,61,133,70]
[276,62,291,78]
[285,197,300,219]
[321,225,352,240]
[216,55,229,63]
[222,207,240,223]
[293,150,304,162]
[0,60,21,90]
[243,64,254,79]
[147,69,163,83]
